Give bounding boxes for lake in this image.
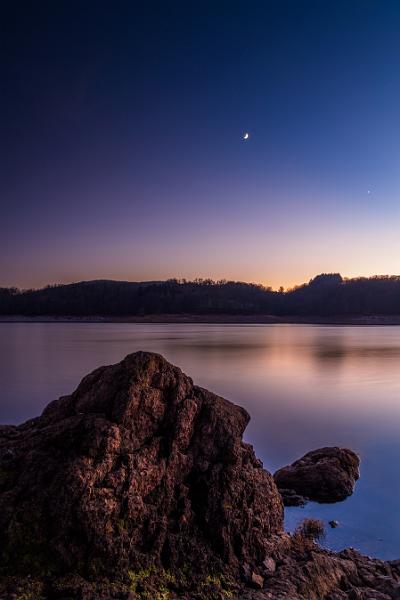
[1,322,399,560]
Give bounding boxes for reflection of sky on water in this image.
[0,323,399,559]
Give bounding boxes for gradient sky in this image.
[2,1,400,290]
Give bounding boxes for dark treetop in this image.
[2,273,400,317]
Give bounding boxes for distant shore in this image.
[2,314,400,325]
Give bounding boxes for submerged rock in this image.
[277,487,308,507]
[274,446,360,504]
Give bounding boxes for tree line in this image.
[2,273,400,316]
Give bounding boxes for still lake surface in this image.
[1,323,399,559]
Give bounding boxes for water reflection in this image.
[0,323,399,559]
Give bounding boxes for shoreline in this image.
[2,313,400,325]
[1,350,399,599]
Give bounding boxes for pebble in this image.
[329,520,339,528]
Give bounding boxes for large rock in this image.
[274,447,360,504]
[0,351,283,587]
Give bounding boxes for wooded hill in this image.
[2,273,400,316]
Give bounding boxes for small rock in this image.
[274,446,360,503]
[262,556,276,576]
[250,572,264,589]
[329,520,339,528]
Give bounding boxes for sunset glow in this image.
[3,2,400,289]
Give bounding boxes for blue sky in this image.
[2,0,400,289]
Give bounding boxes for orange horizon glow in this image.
[6,266,400,293]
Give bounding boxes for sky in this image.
[2,0,400,290]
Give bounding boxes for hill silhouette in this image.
[2,273,400,317]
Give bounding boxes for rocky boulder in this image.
[0,351,283,587]
[274,447,360,505]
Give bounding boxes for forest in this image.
[2,274,400,316]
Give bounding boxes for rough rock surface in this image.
[274,447,360,505]
[235,540,400,600]
[0,352,398,600]
[0,352,282,594]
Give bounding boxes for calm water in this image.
[1,323,399,560]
